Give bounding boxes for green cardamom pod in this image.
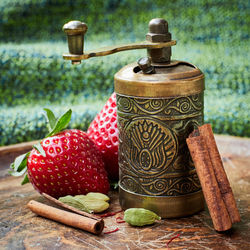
[124,208,161,226]
[58,195,92,213]
[85,192,110,202]
[59,193,110,213]
[74,195,86,201]
[77,197,109,213]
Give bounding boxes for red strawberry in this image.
[87,93,119,180]
[27,129,109,198]
[10,109,110,198]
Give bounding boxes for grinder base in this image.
[119,184,204,218]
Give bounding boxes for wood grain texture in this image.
[0,140,37,156]
[0,135,249,249]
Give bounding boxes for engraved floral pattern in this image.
[123,119,177,177]
[117,93,203,196]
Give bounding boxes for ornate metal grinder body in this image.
[63,18,205,218]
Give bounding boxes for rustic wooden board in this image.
[0,135,249,249]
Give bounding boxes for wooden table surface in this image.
[0,135,249,250]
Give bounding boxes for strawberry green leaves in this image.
[44,108,57,130]
[34,108,72,155]
[110,181,119,190]
[45,109,72,137]
[33,142,46,157]
[9,152,30,184]
[13,152,28,172]
[21,174,30,185]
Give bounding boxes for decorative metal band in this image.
[117,94,203,118]
[117,93,203,196]
[119,185,204,218]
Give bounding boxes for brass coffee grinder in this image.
[62,18,205,218]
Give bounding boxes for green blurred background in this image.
[0,0,249,146]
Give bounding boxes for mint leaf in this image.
[21,174,30,185]
[44,108,57,131]
[33,142,46,157]
[46,109,72,137]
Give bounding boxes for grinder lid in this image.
[114,60,204,97]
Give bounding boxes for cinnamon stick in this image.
[27,200,104,235]
[186,132,232,231]
[198,124,240,223]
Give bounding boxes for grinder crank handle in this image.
[62,19,176,64]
